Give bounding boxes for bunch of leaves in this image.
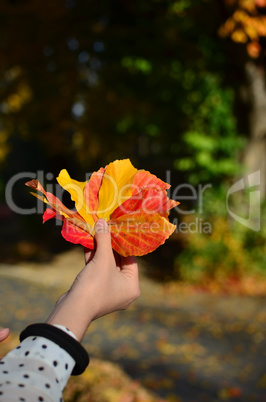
[26,159,178,257]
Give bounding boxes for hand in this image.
[47,219,140,341]
[0,328,10,342]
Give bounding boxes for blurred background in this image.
[0,0,266,401]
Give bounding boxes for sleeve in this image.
[0,324,89,402]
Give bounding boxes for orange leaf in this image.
[109,188,177,256]
[247,40,261,58]
[256,0,266,7]
[132,169,170,195]
[109,214,176,257]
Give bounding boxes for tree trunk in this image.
[244,61,266,199]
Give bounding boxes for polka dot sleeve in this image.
[0,326,77,402]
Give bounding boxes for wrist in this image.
[46,292,96,342]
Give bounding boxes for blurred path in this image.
[0,251,266,402]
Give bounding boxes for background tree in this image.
[219,0,266,197]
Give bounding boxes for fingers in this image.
[123,255,137,267]
[84,247,94,264]
[122,255,138,274]
[0,328,10,342]
[121,256,141,301]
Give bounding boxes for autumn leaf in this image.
[219,0,266,58]
[25,159,179,257]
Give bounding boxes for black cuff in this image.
[20,323,89,375]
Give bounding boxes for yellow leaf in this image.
[245,24,259,41]
[231,29,248,43]
[57,169,95,228]
[97,159,137,220]
[233,9,248,23]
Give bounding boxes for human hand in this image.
[0,328,10,342]
[47,219,140,341]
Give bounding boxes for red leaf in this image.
[26,179,79,220]
[26,178,87,240]
[43,208,57,223]
[111,189,178,220]
[61,219,94,249]
[84,167,105,222]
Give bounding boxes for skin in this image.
[0,219,140,344]
[46,218,140,342]
[0,328,9,342]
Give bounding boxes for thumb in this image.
[94,219,113,257]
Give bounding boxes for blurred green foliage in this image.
[174,74,245,185]
[177,192,266,283]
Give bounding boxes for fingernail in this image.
[95,219,109,233]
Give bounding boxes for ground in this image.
[0,248,266,402]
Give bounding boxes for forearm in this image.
[46,286,98,342]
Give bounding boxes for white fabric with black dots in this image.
[0,326,76,401]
